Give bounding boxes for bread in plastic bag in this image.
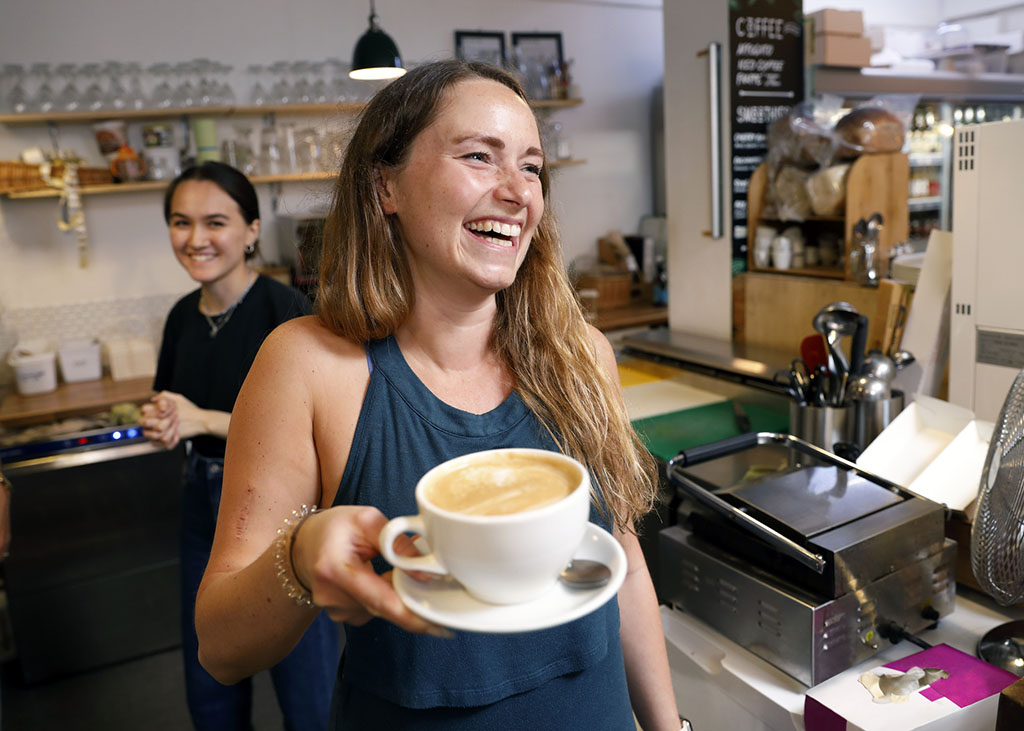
[833,94,919,159]
[767,96,843,168]
[771,166,812,221]
[806,163,851,216]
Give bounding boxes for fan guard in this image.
[970,368,1024,606]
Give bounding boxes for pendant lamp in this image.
[349,0,406,80]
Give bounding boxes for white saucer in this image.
[393,522,626,633]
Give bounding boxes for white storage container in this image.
[7,340,58,395]
[58,337,102,383]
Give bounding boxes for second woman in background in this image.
[141,161,339,731]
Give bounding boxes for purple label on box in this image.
[884,644,1018,708]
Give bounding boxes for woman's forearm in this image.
[617,532,680,731]
[196,540,318,684]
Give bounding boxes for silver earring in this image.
[245,243,255,254]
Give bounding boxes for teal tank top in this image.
[333,336,620,709]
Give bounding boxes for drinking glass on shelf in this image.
[149,62,174,109]
[257,123,283,175]
[214,62,235,105]
[231,125,257,175]
[79,63,105,111]
[310,62,328,104]
[55,63,82,112]
[124,62,147,110]
[292,61,313,105]
[172,61,197,107]
[104,61,128,111]
[3,63,29,114]
[193,58,213,106]
[29,62,56,113]
[269,60,292,105]
[247,64,268,106]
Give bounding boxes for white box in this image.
[7,339,57,395]
[856,395,974,488]
[103,337,156,381]
[58,337,102,383]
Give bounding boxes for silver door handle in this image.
[699,41,723,240]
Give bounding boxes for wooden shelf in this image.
[4,161,585,200]
[4,171,335,199]
[746,152,910,281]
[0,376,154,428]
[746,264,846,280]
[0,98,583,126]
[549,158,586,169]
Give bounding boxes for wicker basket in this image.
[0,160,114,194]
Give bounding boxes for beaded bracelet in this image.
[272,504,318,607]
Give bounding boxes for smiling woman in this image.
[195,60,680,731]
[141,161,338,731]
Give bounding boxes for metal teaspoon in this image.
[560,559,612,589]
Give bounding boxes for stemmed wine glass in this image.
[79,63,105,111]
[104,61,128,111]
[124,62,147,110]
[55,63,82,112]
[269,60,291,105]
[148,62,174,109]
[172,60,197,107]
[247,64,268,106]
[3,63,29,113]
[29,62,56,113]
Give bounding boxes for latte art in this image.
[426,453,579,516]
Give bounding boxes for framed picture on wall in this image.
[510,32,564,71]
[455,30,507,67]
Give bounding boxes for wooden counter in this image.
[590,303,668,332]
[0,376,154,428]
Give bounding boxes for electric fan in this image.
[970,367,1024,676]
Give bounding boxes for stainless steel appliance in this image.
[1,420,183,684]
[660,432,956,687]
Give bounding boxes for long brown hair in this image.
[317,60,656,530]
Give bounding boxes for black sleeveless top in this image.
[333,336,621,709]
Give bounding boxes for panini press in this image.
[660,432,956,687]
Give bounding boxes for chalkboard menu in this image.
[729,0,804,267]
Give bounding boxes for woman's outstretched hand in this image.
[292,505,453,638]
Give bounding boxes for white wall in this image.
[0,0,664,351]
[803,0,943,28]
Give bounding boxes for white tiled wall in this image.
[0,294,179,387]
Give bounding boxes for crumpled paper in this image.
[859,666,949,704]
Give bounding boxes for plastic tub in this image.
[7,340,57,395]
[58,337,102,383]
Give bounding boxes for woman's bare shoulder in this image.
[260,316,367,372]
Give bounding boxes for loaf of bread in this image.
[768,113,833,167]
[806,163,851,216]
[771,166,812,221]
[834,107,905,158]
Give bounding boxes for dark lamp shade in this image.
[350,28,406,80]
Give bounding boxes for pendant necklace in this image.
[199,270,257,338]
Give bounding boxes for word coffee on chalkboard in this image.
[729,0,803,266]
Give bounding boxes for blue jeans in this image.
[181,448,340,731]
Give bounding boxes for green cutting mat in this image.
[631,399,790,462]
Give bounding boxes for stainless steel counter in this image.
[620,329,794,392]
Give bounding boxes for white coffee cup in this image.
[771,235,793,270]
[379,448,591,605]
